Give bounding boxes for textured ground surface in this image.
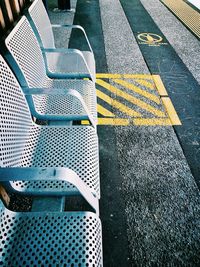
[40,0,200,266]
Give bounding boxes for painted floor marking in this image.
[82,74,181,126]
[96,79,166,117]
[114,79,160,103]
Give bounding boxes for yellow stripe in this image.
[162,97,182,125]
[134,79,155,90]
[98,118,129,125]
[133,118,171,126]
[96,89,112,105]
[96,79,166,117]
[97,104,115,117]
[97,89,142,117]
[81,120,90,125]
[81,118,130,126]
[114,79,160,104]
[96,73,123,79]
[152,75,168,96]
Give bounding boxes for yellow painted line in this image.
[81,120,90,125]
[82,118,130,126]
[96,73,123,79]
[96,73,152,79]
[97,104,115,117]
[162,97,182,125]
[114,79,160,104]
[97,89,142,117]
[98,118,129,125]
[133,118,172,126]
[134,79,155,90]
[161,0,200,38]
[96,79,166,117]
[152,75,168,96]
[96,89,112,105]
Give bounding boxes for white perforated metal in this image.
[0,56,32,167]
[29,0,55,48]
[0,56,99,197]
[6,16,46,88]
[33,79,97,119]
[5,16,97,120]
[0,205,103,267]
[45,51,96,77]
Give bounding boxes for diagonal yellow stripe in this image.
[134,79,155,90]
[152,75,168,96]
[114,79,160,104]
[96,79,166,117]
[97,89,142,117]
[97,104,115,117]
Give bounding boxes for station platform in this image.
[16,0,200,266]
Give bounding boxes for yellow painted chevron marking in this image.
[97,104,115,117]
[133,118,171,126]
[81,118,129,125]
[152,75,168,96]
[96,74,123,79]
[97,89,142,117]
[96,89,112,104]
[114,79,160,104]
[98,118,129,125]
[134,79,155,90]
[96,73,152,79]
[96,79,166,117]
[162,97,181,125]
[81,120,90,125]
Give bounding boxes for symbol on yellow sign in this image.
[137,33,167,46]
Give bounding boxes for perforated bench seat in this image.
[0,202,103,267]
[31,79,97,121]
[45,50,96,82]
[5,16,97,124]
[28,0,96,82]
[9,126,100,197]
[0,55,100,198]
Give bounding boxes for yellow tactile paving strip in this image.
[161,0,200,39]
[82,74,181,126]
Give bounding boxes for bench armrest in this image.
[42,48,95,82]
[22,87,96,128]
[0,167,99,215]
[52,24,93,53]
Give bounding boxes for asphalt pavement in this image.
[48,0,200,266]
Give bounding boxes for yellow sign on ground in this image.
[82,74,181,126]
[137,33,168,46]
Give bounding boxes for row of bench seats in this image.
[0,0,103,266]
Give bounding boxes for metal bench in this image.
[5,16,97,127]
[28,0,96,82]
[0,55,100,201]
[0,172,103,266]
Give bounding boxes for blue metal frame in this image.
[0,167,99,215]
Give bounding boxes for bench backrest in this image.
[5,16,49,88]
[0,55,32,167]
[28,0,55,48]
